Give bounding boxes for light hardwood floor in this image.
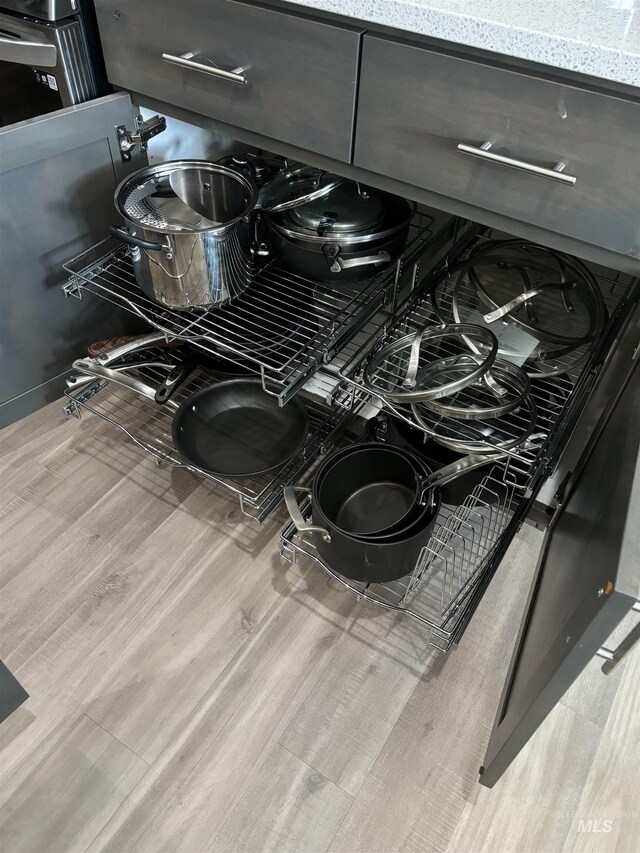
[1,400,638,853]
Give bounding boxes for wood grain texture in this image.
[447,703,603,853]
[86,568,357,853]
[1,399,638,853]
[280,607,436,795]
[214,743,353,853]
[0,713,147,853]
[328,525,545,853]
[562,637,640,853]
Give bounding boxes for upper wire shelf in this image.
[62,212,435,406]
[64,357,361,524]
[336,235,635,485]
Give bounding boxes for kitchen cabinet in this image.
[93,0,362,162]
[4,0,639,793]
[353,34,640,260]
[0,95,144,427]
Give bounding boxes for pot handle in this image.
[109,225,168,254]
[417,453,505,502]
[216,155,258,183]
[95,331,169,365]
[283,486,332,543]
[322,244,392,273]
[72,358,159,402]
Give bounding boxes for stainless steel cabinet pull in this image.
[0,35,57,67]
[457,141,577,186]
[162,52,247,85]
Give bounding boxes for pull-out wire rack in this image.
[62,212,435,406]
[281,464,519,650]
[64,357,362,523]
[279,235,637,648]
[335,235,635,485]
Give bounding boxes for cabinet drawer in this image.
[95,0,362,162]
[354,35,640,258]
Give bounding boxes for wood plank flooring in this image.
[1,399,638,853]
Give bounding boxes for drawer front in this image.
[95,0,361,162]
[354,35,640,258]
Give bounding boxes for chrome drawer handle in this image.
[457,141,577,186]
[162,52,247,85]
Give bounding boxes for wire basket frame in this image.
[337,236,634,484]
[64,359,361,524]
[62,213,435,405]
[280,464,518,650]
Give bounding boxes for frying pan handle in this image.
[283,487,332,543]
[154,353,200,404]
[417,453,504,502]
[72,359,158,401]
[95,331,169,365]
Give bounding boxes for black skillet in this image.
[171,377,309,477]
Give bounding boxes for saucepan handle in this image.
[417,453,504,502]
[283,486,332,543]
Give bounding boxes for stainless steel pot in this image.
[111,160,259,311]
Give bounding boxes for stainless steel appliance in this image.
[0,0,108,125]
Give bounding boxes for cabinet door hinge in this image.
[116,114,167,162]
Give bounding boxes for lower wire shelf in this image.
[280,463,520,650]
[64,361,362,524]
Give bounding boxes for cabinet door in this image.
[480,347,640,787]
[0,92,145,426]
[94,0,362,162]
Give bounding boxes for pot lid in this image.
[287,183,385,234]
[117,161,256,233]
[256,165,343,213]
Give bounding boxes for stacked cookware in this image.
[109,156,414,311]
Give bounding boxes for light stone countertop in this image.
[287,0,640,88]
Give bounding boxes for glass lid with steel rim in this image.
[255,164,344,213]
[462,240,607,346]
[410,393,539,454]
[429,241,607,378]
[286,182,386,234]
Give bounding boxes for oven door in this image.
[0,10,95,122]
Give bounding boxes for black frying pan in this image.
[172,378,309,477]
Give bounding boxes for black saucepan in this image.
[284,442,497,584]
[375,412,496,506]
[312,442,438,539]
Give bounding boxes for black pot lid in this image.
[256,165,343,213]
[287,183,386,234]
